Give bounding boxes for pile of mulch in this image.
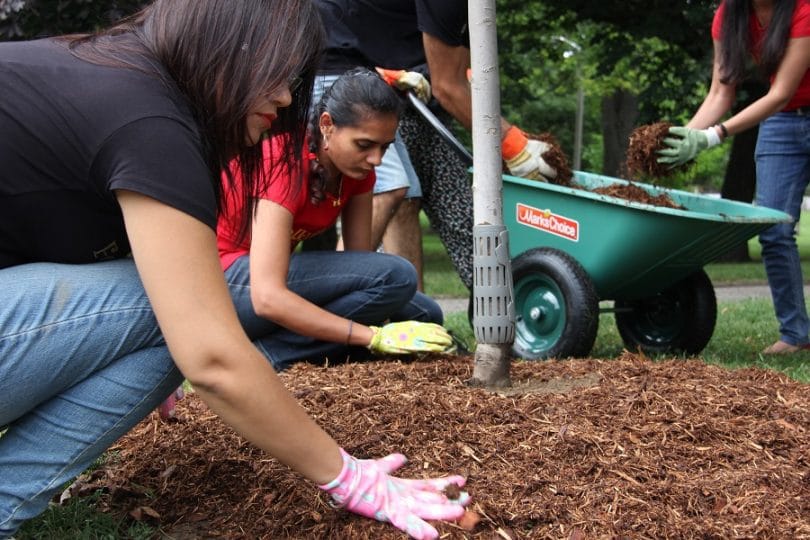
[76,352,809,539]
[625,122,681,180]
[590,182,684,210]
[523,127,684,209]
[526,132,574,187]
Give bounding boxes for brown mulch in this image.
[590,183,685,210]
[625,122,690,181]
[526,132,574,187]
[77,352,809,539]
[522,128,683,209]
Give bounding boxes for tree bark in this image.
[601,89,639,177]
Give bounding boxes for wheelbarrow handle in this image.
[405,91,474,166]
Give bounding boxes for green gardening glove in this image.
[656,126,720,168]
[368,321,453,354]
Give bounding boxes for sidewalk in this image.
[436,284,810,315]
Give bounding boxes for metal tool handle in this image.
[405,91,473,166]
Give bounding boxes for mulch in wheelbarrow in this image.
[528,125,685,209]
[82,352,809,539]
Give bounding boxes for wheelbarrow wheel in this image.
[614,269,716,355]
[511,247,599,360]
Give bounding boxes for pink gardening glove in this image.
[319,448,470,539]
[157,386,185,420]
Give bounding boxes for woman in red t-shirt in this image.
[218,67,453,371]
[659,0,810,354]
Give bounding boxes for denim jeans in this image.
[224,250,443,370]
[755,112,810,346]
[0,260,186,537]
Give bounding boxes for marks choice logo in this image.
[516,203,579,242]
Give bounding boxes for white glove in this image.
[501,126,557,181]
[376,67,432,103]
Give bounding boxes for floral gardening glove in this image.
[157,386,185,420]
[656,126,721,168]
[368,321,453,354]
[319,448,470,540]
[501,126,557,181]
[376,67,432,103]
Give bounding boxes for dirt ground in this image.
[75,352,809,539]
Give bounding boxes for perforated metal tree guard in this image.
[472,224,515,344]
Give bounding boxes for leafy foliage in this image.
[0,0,146,40]
[495,1,725,181]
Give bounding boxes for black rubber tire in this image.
[511,247,599,360]
[615,269,717,355]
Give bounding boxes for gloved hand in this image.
[656,126,721,168]
[501,126,557,181]
[319,448,470,540]
[157,386,185,420]
[376,67,432,103]
[368,321,453,354]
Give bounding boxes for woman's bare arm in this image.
[116,189,342,485]
[247,198,375,346]
[689,37,810,135]
[339,190,373,251]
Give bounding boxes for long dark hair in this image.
[65,0,324,235]
[307,67,402,204]
[719,0,797,84]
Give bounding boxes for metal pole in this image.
[469,0,514,387]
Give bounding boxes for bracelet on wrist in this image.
[346,320,354,345]
[718,123,729,139]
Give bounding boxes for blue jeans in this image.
[0,260,185,537]
[755,112,810,346]
[224,250,443,370]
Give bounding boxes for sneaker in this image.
[762,340,810,355]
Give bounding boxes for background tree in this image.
[0,0,145,40]
[498,0,715,181]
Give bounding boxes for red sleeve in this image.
[791,2,810,38]
[711,2,725,40]
[260,136,309,216]
[217,136,309,271]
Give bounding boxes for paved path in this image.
[436,284,810,315]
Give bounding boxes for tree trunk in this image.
[600,89,639,177]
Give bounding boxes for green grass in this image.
[16,490,156,540]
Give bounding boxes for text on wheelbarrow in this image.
[516,203,579,242]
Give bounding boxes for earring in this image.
[322,135,329,151]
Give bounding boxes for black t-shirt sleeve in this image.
[415,0,469,48]
[95,116,218,230]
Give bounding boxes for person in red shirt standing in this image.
[218,67,453,371]
[659,0,810,355]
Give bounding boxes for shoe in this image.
[762,340,810,355]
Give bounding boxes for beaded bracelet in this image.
[717,123,729,139]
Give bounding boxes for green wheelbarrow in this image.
[502,171,792,359]
[404,91,792,360]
